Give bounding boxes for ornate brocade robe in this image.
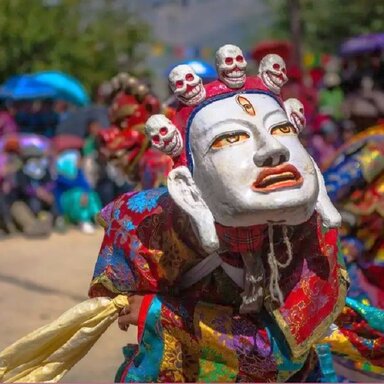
[89,188,382,382]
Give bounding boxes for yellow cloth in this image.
[0,295,129,383]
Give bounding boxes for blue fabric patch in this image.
[122,296,163,382]
[346,297,384,333]
[323,154,363,202]
[93,246,136,292]
[127,188,167,213]
[315,343,338,383]
[122,219,135,232]
[263,312,305,378]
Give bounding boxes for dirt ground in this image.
[0,229,137,382]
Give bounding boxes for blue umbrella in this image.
[167,59,217,82]
[0,75,58,100]
[33,71,90,106]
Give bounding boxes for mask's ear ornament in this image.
[167,166,219,253]
[168,65,206,106]
[285,98,341,228]
[313,159,342,228]
[145,114,183,158]
[258,54,288,94]
[284,98,306,133]
[215,44,247,89]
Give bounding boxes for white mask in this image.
[187,93,318,226]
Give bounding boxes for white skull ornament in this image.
[284,98,306,132]
[258,54,288,94]
[215,44,247,89]
[169,65,206,106]
[145,114,183,157]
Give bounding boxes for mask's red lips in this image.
[253,164,303,193]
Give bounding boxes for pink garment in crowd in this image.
[0,111,18,136]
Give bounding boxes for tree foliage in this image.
[0,0,151,94]
[269,0,384,53]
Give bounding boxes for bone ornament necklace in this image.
[239,224,293,314]
[180,222,295,314]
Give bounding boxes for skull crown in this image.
[162,44,303,167]
[168,65,206,106]
[284,98,306,133]
[258,54,288,94]
[215,44,247,89]
[167,45,291,104]
[145,114,183,158]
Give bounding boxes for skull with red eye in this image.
[215,44,247,89]
[168,64,206,106]
[284,98,306,132]
[145,114,183,157]
[258,54,288,94]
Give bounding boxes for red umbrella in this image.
[251,40,292,64]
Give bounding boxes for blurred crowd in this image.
[0,107,126,237]
[285,49,384,169]
[0,72,174,239]
[1,48,384,239]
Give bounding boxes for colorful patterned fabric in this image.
[89,188,352,381]
[324,125,384,310]
[323,125,384,380]
[323,298,384,379]
[115,296,313,382]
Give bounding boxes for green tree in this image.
[0,0,151,94]
[269,0,384,53]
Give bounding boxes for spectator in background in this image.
[15,99,59,137]
[83,118,103,187]
[94,148,133,206]
[370,49,384,91]
[15,100,41,134]
[311,119,341,169]
[0,101,18,137]
[342,76,384,131]
[318,72,345,121]
[54,100,70,123]
[83,119,102,158]
[0,136,21,235]
[309,66,325,90]
[12,144,57,237]
[39,100,59,137]
[54,136,101,234]
[341,120,357,143]
[16,145,57,217]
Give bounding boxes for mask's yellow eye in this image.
[211,132,250,149]
[271,124,297,135]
